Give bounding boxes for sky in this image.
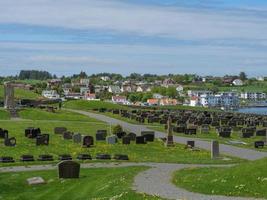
[0,0,267,76]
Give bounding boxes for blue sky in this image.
[0,0,267,76]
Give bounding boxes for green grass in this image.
[0,120,241,166]
[63,100,126,111]
[0,166,162,200]
[0,109,10,119]
[173,158,267,199]
[0,85,41,100]
[18,108,101,122]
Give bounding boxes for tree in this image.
[113,124,123,135]
[239,72,247,81]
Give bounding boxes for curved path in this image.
[0,162,263,200]
[66,109,267,161]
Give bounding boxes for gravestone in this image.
[113,154,129,160]
[77,154,92,160]
[82,136,94,147]
[141,131,155,142]
[211,140,219,159]
[25,128,41,138]
[0,129,8,139]
[20,155,34,162]
[96,154,111,160]
[27,177,45,185]
[36,134,49,146]
[122,136,131,145]
[106,135,118,144]
[136,136,146,144]
[73,133,82,143]
[116,131,126,139]
[54,127,67,135]
[255,141,264,148]
[201,125,209,134]
[4,137,16,146]
[187,141,195,148]
[59,154,72,161]
[58,161,80,179]
[96,130,107,141]
[0,156,14,163]
[256,129,266,137]
[127,132,136,141]
[165,117,174,147]
[37,154,54,161]
[3,82,15,109]
[63,131,73,140]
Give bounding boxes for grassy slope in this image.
[63,100,126,111]
[0,120,240,165]
[0,166,162,200]
[173,158,267,199]
[19,108,101,122]
[0,109,10,119]
[0,85,41,100]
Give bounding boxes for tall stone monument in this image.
[165,116,174,147]
[211,140,220,159]
[4,82,15,110]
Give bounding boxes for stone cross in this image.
[165,116,174,147]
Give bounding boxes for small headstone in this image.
[127,132,136,141]
[38,155,54,161]
[63,131,73,140]
[255,141,264,148]
[106,135,118,144]
[82,136,94,147]
[73,133,82,143]
[4,137,16,147]
[36,134,49,146]
[27,177,45,185]
[116,131,127,139]
[25,128,41,138]
[113,154,129,160]
[0,129,8,139]
[211,140,219,159]
[96,130,107,141]
[187,141,195,148]
[136,136,146,144]
[96,154,111,160]
[122,136,131,145]
[54,127,67,135]
[20,155,34,162]
[77,154,92,160]
[59,154,72,161]
[58,161,80,179]
[0,156,14,163]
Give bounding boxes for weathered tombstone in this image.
[201,125,209,134]
[96,153,111,160]
[116,131,126,139]
[141,131,155,142]
[166,117,174,147]
[256,129,266,137]
[106,135,118,144]
[4,137,16,146]
[96,130,107,141]
[59,154,72,161]
[122,136,131,145]
[27,177,45,185]
[136,136,146,144]
[0,129,8,139]
[73,133,82,143]
[77,154,92,160]
[63,131,73,140]
[0,156,14,163]
[20,155,34,162]
[36,134,49,146]
[58,161,80,179]
[54,127,67,135]
[3,82,15,109]
[25,128,41,138]
[211,140,219,159]
[187,141,195,148]
[82,136,94,147]
[255,141,264,148]
[113,154,129,160]
[127,132,136,141]
[37,154,54,161]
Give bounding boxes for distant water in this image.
[238,107,267,115]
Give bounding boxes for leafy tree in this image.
[113,124,123,135]
[239,72,247,81]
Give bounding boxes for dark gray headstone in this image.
[211,140,219,159]
[73,133,82,143]
[106,135,118,144]
[58,161,80,179]
[54,127,67,135]
[36,134,49,146]
[82,136,94,147]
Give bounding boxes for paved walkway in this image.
[66,109,267,161]
[0,162,263,200]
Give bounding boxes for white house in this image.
[84,93,98,101]
[100,76,110,81]
[187,90,213,97]
[190,96,200,107]
[42,90,60,99]
[112,96,128,104]
[136,85,151,92]
[108,85,121,94]
[232,79,244,86]
[199,94,239,108]
[176,85,184,92]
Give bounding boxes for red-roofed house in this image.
[112,96,127,104]
[147,98,159,106]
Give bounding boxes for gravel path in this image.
[66,109,267,161]
[0,162,263,200]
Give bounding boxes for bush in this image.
[113,124,123,135]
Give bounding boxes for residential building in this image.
[199,94,239,108]
[162,78,176,88]
[240,92,266,100]
[84,93,98,101]
[65,93,83,100]
[100,76,110,81]
[153,93,164,99]
[147,98,159,106]
[136,85,151,92]
[232,79,244,86]
[190,96,200,107]
[187,90,213,97]
[121,84,137,93]
[160,98,178,106]
[47,79,62,88]
[112,96,128,104]
[42,90,60,99]
[108,85,121,94]
[176,84,184,92]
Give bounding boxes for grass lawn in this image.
[173,158,267,199]
[0,166,162,200]
[0,85,41,100]
[0,109,10,119]
[0,120,241,166]
[63,100,127,111]
[18,108,101,122]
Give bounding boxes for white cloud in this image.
[0,0,267,40]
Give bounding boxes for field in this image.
[173,158,267,199]
[0,85,41,100]
[63,100,126,111]
[0,166,162,200]
[0,109,10,119]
